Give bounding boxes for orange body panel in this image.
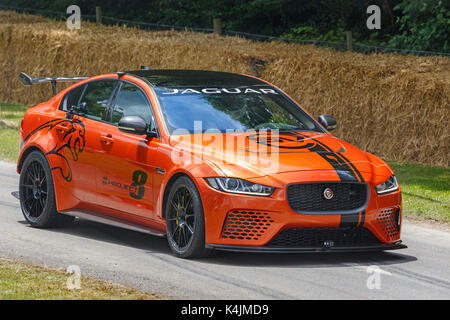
[18,71,402,250]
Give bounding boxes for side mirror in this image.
[318,114,337,131]
[118,116,148,135]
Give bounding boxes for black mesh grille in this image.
[287,182,367,212]
[267,227,381,248]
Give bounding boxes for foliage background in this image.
[0,0,449,52]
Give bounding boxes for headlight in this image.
[205,177,275,196]
[375,175,399,194]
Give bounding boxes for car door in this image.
[95,80,160,220]
[58,78,119,207]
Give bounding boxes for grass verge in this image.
[0,258,162,300]
[0,103,27,162]
[0,129,20,162]
[0,102,27,125]
[0,103,448,223]
[390,162,449,223]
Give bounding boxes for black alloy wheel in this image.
[19,151,74,228]
[21,159,48,221]
[165,176,213,258]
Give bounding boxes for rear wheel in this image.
[165,176,213,258]
[19,151,74,228]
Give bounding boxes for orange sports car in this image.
[16,69,406,258]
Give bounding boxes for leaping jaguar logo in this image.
[323,188,334,200]
[245,131,364,183]
[247,132,317,149]
[24,118,85,182]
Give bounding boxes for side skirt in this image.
[60,209,166,237]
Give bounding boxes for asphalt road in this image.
[0,160,449,299]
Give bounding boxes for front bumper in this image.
[207,240,407,253]
[197,177,403,249]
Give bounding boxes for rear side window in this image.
[60,84,86,111]
[111,82,152,125]
[79,80,117,121]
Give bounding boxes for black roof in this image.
[126,69,266,87]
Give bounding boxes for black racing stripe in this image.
[292,132,367,226]
[315,151,358,181]
[339,213,359,228]
[358,211,366,227]
[246,131,364,183]
[294,132,364,183]
[246,131,368,225]
[334,152,365,183]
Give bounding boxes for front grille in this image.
[287,182,368,212]
[377,208,400,240]
[221,210,274,241]
[267,227,381,248]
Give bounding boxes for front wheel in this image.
[165,176,213,258]
[19,151,74,228]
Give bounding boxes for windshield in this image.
[154,86,322,134]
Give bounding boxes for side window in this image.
[60,84,86,111]
[111,82,152,125]
[79,80,117,121]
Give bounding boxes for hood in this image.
[169,131,379,180]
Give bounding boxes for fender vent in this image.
[221,210,274,240]
[377,208,400,239]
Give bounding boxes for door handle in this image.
[100,134,114,145]
[55,124,69,134]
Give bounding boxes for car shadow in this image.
[21,218,171,252]
[203,250,417,269]
[20,218,418,269]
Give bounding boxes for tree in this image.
[388,0,450,52]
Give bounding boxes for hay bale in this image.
[0,119,18,129]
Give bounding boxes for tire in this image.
[165,176,213,258]
[19,150,74,228]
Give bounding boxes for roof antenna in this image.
[141,66,151,70]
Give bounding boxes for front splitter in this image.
[206,241,407,253]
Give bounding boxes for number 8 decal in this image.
[130,170,147,199]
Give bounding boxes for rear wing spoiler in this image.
[19,72,89,95]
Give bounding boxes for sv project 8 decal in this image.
[23,118,85,182]
[247,131,366,227]
[102,170,148,200]
[130,170,147,200]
